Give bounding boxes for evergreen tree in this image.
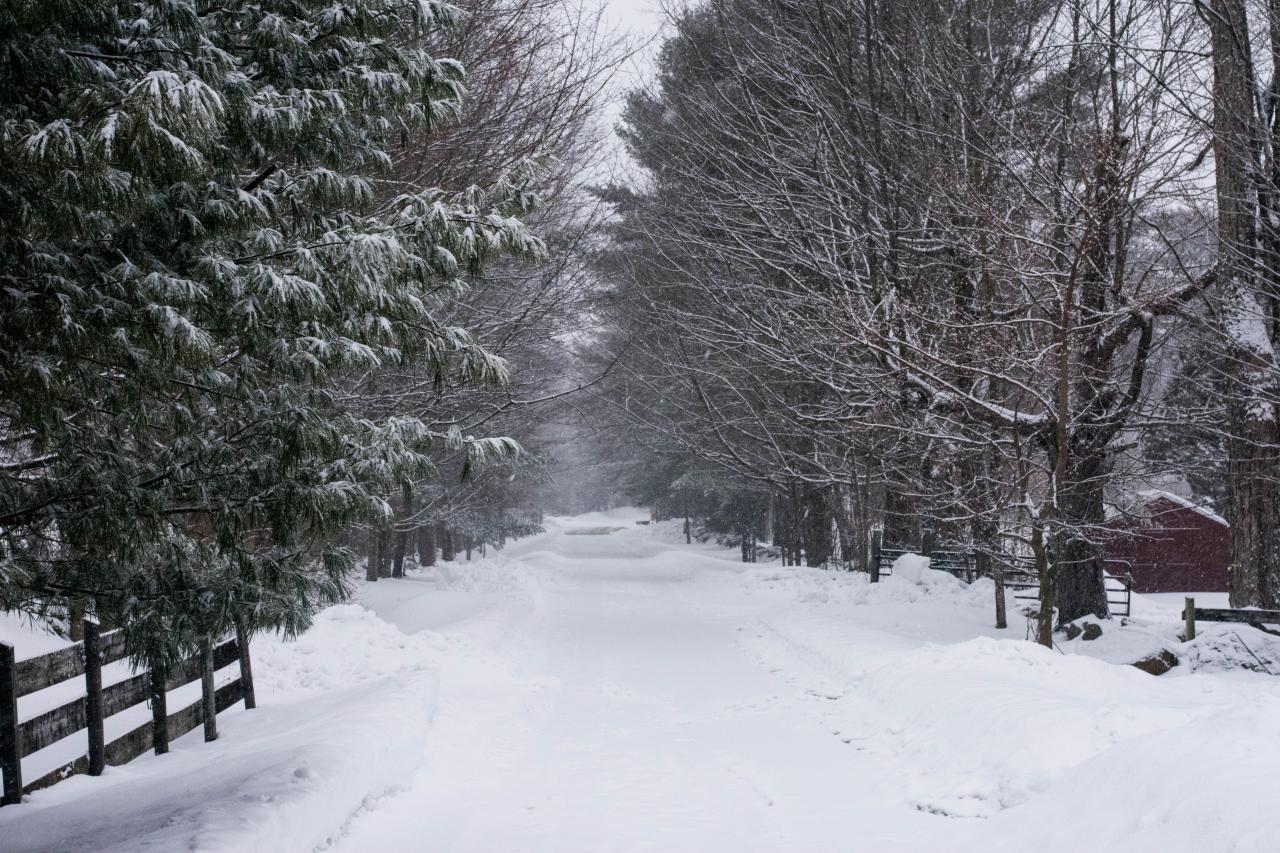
[0,0,539,665]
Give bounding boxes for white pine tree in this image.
[0,0,541,665]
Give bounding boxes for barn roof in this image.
[1135,489,1228,527]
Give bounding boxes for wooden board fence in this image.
[0,623,256,805]
[1182,599,1280,639]
[870,532,1132,617]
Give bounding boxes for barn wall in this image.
[1102,500,1230,593]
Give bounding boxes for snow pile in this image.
[852,636,1215,817]
[404,553,526,594]
[1182,629,1280,675]
[252,603,441,697]
[891,552,930,582]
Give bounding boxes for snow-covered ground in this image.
[2,509,1278,852]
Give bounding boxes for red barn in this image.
[1102,491,1231,593]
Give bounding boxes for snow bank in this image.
[253,604,440,696]
[853,636,1219,817]
[0,603,439,853]
[980,698,1280,853]
[403,553,526,594]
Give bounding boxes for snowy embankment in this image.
[3,510,1280,852]
[0,604,447,851]
[717,554,1280,848]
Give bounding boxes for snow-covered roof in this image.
[1137,489,1228,527]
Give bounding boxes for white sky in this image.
[593,0,667,180]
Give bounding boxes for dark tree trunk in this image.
[392,528,407,578]
[366,528,383,582]
[1207,0,1280,607]
[801,486,831,568]
[972,515,1006,630]
[392,493,412,578]
[1052,460,1110,623]
[1031,520,1053,648]
[883,482,919,549]
[68,600,85,642]
[377,526,392,578]
[829,485,857,571]
[417,525,436,567]
[440,526,455,562]
[1229,436,1280,607]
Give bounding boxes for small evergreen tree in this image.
[0,0,540,665]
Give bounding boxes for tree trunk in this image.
[68,600,85,642]
[392,528,407,578]
[829,485,858,571]
[417,525,436,567]
[366,528,382,582]
[1206,0,1280,607]
[440,525,455,562]
[377,526,391,578]
[392,492,412,578]
[993,562,1008,631]
[1031,520,1053,648]
[883,481,919,548]
[1052,463,1110,623]
[801,485,832,568]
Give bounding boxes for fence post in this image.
[1184,596,1196,642]
[84,622,105,776]
[235,622,256,710]
[150,662,169,755]
[870,529,882,583]
[0,641,21,804]
[921,527,937,560]
[200,639,217,743]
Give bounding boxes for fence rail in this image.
[0,623,255,805]
[871,534,1132,618]
[1182,598,1280,640]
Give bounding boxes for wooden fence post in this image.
[870,529,882,583]
[235,623,256,710]
[1185,596,1196,642]
[0,641,21,804]
[200,639,217,743]
[150,663,169,755]
[83,622,105,775]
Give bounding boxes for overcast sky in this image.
[592,0,666,179]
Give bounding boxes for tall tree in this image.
[1202,0,1280,608]
[0,0,533,664]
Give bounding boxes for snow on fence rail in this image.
[0,623,256,805]
[870,533,1132,618]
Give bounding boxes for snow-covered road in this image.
[333,515,929,852]
[3,508,1279,852]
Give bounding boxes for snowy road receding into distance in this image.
[333,511,924,852]
[3,508,1279,852]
